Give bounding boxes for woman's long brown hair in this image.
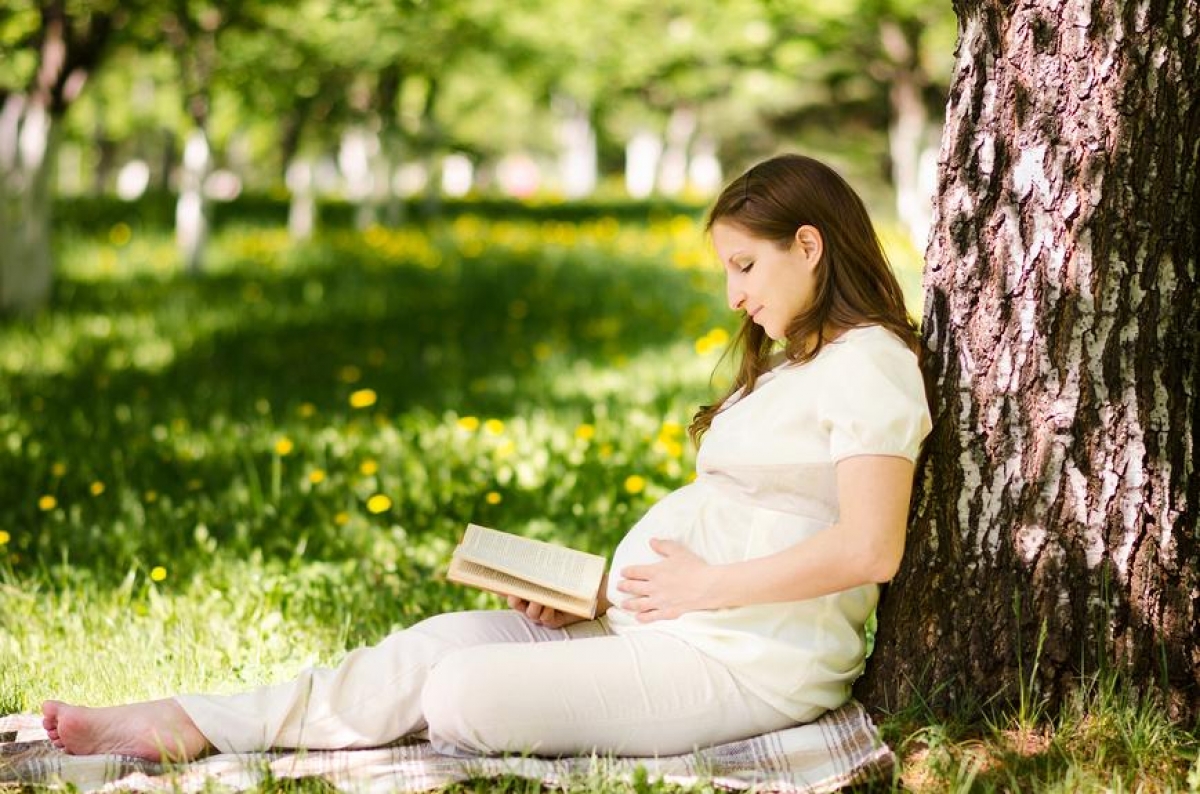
[689,154,921,445]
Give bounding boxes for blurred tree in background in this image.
[1,0,956,313]
[1,1,124,313]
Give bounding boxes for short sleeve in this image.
[818,330,932,462]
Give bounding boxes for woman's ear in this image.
[793,225,823,269]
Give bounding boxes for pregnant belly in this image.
[606,482,762,608]
[606,482,834,613]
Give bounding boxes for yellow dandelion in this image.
[457,416,481,432]
[662,440,684,459]
[297,402,317,418]
[275,437,294,456]
[144,490,158,503]
[0,531,10,545]
[309,469,327,485]
[338,365,362,384]
[496,440,516,458]
[334,511,350,526]
[150,566,167,582]
[89,481,105,497]
[38,495,57,511]
[485,491,502,505]
[349,388,377,409]
[660,421,684,438]
[50,462,67,477]
[360,459,379,476]
[366,494,392,514]
[624,475,646,495]
[694,327,731,355]
[187,478,202,491]
[599,443,614,459]
[575,423,596,441]
[109,222,132,246]
[484,419,505,435]
[533,342,553,361]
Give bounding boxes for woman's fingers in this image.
[622,594,651,612]
[508,596,565,628]
[616,578,649,595]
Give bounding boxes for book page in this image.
[458,524,605,599]
[447,557,594,618]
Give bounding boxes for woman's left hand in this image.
[616,538,719,623]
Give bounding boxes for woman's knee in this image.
[421,648,515,755]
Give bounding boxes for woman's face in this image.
[711,221,821,341]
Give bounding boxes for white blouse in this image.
[605,325,932,721]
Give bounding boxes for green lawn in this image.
[2,215,1195,792]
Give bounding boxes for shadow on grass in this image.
[0,236,720,580]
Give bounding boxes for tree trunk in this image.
[657,106,696,197]
[285,157,316,241]
[857,0,1200,721]
[0,2,115,314]
[554,93,597,199]
[879,19,937,250]
[339,127,378,230]
[375,64,407,228]
[0,95,57,314]
[176,127,211,274]
[419,77,443,220]
[625,128,662,199]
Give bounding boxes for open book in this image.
[447,523,608,619]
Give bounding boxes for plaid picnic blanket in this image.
[0,701,893,793]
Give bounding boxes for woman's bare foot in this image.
[41,699,210,761]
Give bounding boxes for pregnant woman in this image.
[43,153,931,762]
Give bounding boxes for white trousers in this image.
[175,610,794,757]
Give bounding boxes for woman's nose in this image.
[727,282,745,311]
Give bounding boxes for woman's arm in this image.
[616,455,915,622]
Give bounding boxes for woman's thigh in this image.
[421,629,794,757]
[410,609,609,650]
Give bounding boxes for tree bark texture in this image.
[857,0,1200,720]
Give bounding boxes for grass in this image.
[2,214,1197,792]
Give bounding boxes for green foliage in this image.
[51,193,707,234]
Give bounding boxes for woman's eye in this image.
[740,262,755,273]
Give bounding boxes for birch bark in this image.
[858,0,1200,720]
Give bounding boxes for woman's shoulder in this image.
[823,324,918,365]
[775,324,916,373]
[817,325,931,461]
[834,323,913,348]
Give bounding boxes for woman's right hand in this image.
[507,596,583,629]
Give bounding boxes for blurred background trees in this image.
[0,0,955,314]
